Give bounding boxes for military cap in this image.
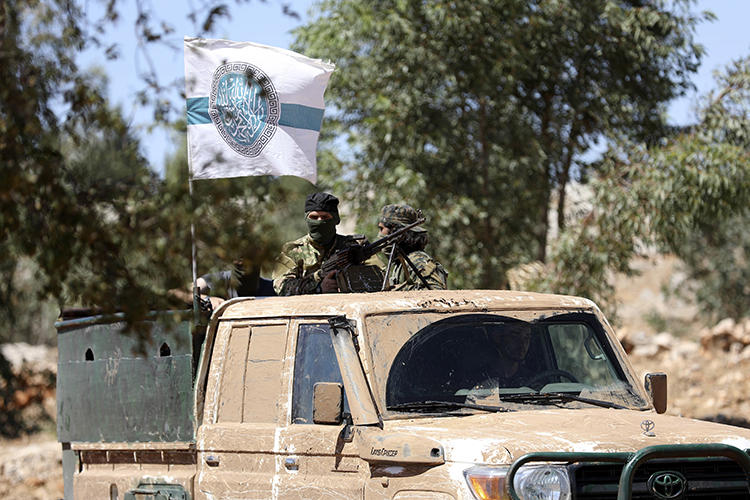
[379,204,426,232]
[305,192,340,223]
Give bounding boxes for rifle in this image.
[320,217,426,275]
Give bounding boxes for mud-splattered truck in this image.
[56,290,750,499]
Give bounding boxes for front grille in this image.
[571,458,750,499]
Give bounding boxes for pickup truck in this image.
[56,290,750,499]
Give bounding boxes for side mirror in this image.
[645,372,667,414]
[313,382,343,424]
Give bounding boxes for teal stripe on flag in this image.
[279,103,324,131]
[186,97,210,125]
[185,98,324,131]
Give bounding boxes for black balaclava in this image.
[305,192,340,246]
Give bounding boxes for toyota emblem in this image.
[641,419,656,436]
[648,471,686,499]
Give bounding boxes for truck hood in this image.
[382,409,750,465]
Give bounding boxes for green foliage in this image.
[293,0,705,289]
[536,56,750,320]
[0,258,59,345]
[0,0,302,438]
[671,210,750,322]
[0,0,302,338]
[164,131,311,278]
[0,0,115,321]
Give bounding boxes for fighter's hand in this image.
[320,271,339,293]
[199,295,225,315]
[198,296,213,315]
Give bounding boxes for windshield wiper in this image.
[494,392,628,410]
[387,400,509,413]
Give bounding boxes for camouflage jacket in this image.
[272,233,375,296]
[386,250,448,291]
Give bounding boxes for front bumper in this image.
[507,443,750,500]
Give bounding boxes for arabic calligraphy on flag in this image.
[184,37,335,183]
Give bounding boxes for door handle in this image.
[205,455,220,466]
[284,457,299,471]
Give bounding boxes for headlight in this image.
[464,465,571,500]
[513,465,571,500]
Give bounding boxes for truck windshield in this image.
[364,312,647,417]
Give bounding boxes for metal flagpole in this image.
[189,176,200,324]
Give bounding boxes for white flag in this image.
[184,37,334,184]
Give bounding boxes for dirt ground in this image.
[0,433,63,500]
[626,321,750,426]
[0,343,63,500]
[0,255,747,499]
[613,255,750,426]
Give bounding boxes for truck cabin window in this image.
[381,313,645,414]
[291,323,349,424]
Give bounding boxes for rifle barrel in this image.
[365,217,426,254]
[321,217,426,273]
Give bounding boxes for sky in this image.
[667,1,750,124]
[78,0,750,175]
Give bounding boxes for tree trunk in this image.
[536,92,554,263]
[536,176,550,263]
[477,98,498,289]
[557,167,568,232]
[556,128,579,232]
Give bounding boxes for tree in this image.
[0,0,302,437]
[293,0,707,288]
[0,0,110,315]
[526,56,750,319]
[0,0,300,328]
[674,210,750,321]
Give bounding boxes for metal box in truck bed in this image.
[56,312,199,499]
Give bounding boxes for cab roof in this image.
[216,289,598,320]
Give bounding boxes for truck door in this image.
[273,320,366,499]
[196,321,289,499]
